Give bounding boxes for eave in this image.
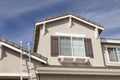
[36,66,120,76]
[101,38,120,44]
[0,38,47,64]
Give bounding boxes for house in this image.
[0,38,47,80]
[0,12,120,80]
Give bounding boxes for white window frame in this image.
[105,45,120,64]
[56,33,86,57]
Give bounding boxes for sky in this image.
[0,0,120,48]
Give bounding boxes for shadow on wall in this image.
[1,46,7,60]
[59,61,92,67]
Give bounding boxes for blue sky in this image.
[0,0,120,47]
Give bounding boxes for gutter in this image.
[36,66,120,76]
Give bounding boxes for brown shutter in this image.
[84,38,94,58]
[51,36,59,57]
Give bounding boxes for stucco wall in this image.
[37,18,104,67]
[0,46,41,79]
[0,46,21,73]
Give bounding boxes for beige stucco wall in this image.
[0,46,21,73]
[39,74,120,80]
[0,46,41,79]
[37,18,104,67]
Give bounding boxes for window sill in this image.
[58,56,90,63]
[105,61,120,67]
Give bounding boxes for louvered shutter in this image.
[84,38,94,58]
[51,36,59,57]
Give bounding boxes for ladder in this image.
[20,41,32,80]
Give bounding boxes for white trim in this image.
[0,44,2,59]
[42,23,46,35]
[69,16,72,28]
[36,15,69,25]
[101,39,120,44]
[58,56,90,63]
[37,67,120,76]
[94,28,98,39]
[35,14,104,30]
[56,32,86,37]
[71,15,104,30]
[105,45,120,64]
[0,42,47,64]
[57,35,86,59]
[0,73,28,77]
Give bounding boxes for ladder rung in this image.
[22,69,31,72]
[23,59,29,61]
[22,52,29,55]
[22,64,30,66]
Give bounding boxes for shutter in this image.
[84,38,94,58]
[51,36,59,57]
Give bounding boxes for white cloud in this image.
[107,34,120,39]
[0,0,65,42]
[1,0,120,42]
[82,8,120,29]
[0,0,63,20]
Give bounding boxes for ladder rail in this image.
[20,41,23,80]
[27,42,32,80]
[20,41,32,80]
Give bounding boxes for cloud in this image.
[82,8,120,38]
[0,0,120,45]
[110,34,120,39]
[73,0,120,39]
[0,0,65,45]
[80,4,120,29]
[0,0,64,20]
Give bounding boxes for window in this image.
[59,36,85,57]
[59,36,72,56]
[51,36,93,58]
[107,47,120,62]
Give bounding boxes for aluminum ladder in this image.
[20,41,32,80]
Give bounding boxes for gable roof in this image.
[0,38,47,64]
[33,12,104,52]
[35,12,104,30]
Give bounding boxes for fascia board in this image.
[37,67,120,76]
[35,15,104,30]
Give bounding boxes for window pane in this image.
[59,36,72,56]
[107,48,119,62]
[72,37,85,57]
[117,48,120,61]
